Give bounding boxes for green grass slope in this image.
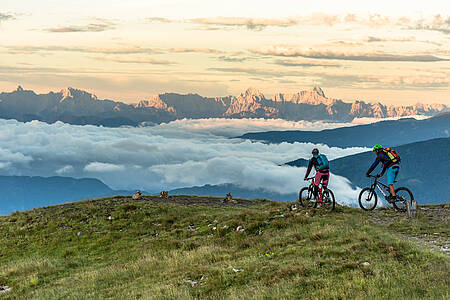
[0,196,448,299]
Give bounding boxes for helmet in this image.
[312,148,319,155]
[372,144,382,151]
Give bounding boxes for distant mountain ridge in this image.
[0,175,135,215]
[239,112,450,148]
[0,86,447,126]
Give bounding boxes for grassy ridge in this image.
[0,196,449,299]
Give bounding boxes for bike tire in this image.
[321,189,335,212]
[393,187,414,212]
[358,187,378,211]
[299,187,316,209]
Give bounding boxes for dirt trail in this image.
[369,204,450,255]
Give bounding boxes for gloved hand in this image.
[304,177,308,181]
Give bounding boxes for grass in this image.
[0,196,449,299]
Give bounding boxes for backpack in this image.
[383,148,401,164]
[315,154,329,170]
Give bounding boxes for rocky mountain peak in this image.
[59,88,98,102]
[311,86,325,97]
[242,87,264,100]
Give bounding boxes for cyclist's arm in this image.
[366,158,380,175]
[379,164,388,176]
[304,159,313,179]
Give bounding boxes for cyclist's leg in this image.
[313,172,321,199]
[386,165,400,197]
[321,170,329,188]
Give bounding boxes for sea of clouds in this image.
[0,118,371,206]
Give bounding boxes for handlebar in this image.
[367,174,381,178]
[305,177,315,180]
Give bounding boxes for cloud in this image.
[0,118,368,205]
[207,66,449,89]
[3,45,159,55]
[180,14,450,34]
[3,45,227,56]
[208,67,305,78]
[0,13,14,23]
[366,36,415,43]
[146,17,175,23]
[45,20,116,33]
[91,56,176,65]
[168,47,224,54]
[217,56,248,63]
[55,165,74,175]
[84,162,125,172]
[188,16,298,31]
[275,59,341,68]
[410,15,450,34]
[251,47,450,62]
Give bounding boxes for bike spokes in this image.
[393,187,413,212]
[358,187,377,211]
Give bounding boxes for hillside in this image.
[239,112,450,148]
[286,138,450,204]
[0,86,447,126]
[0,195,448,299]
[0,176,133,215]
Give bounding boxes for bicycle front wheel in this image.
[358,187,377,211]
[393,187,413,212]
[299,187,316,209]
[321,189,335,212]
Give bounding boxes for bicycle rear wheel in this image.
[393,187,413,212]
[321,189,335,211]
[358,187,377,211]
[299,187,316,208]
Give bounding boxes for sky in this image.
[0,117,369,206]
[0,0,449,105]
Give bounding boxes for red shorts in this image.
[314,169,329,187]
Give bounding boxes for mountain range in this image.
[0,86,447,126]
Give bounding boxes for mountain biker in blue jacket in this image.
[366,144,400,203]
[304,148,329,202]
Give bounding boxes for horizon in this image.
[1,1,449,105]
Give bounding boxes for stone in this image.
[236,226,245,232]
[0,286,11,294]
[184,280,198,287]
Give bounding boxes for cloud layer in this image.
[251,47,449,62]
[0,118,369,205]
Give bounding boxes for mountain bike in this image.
[358,175,414,212]
[298,177,335,211]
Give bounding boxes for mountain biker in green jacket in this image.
[366,144,400,203]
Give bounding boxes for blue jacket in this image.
[367,150,399,176]
[305,155,329,178]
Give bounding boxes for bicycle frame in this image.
[369,176,390,198]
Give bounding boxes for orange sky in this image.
[0,1,449,105]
